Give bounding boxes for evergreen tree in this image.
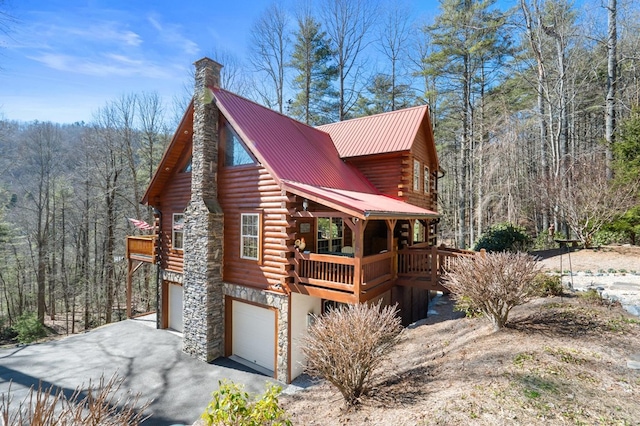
[354,73,416,116]
[288,15,338,125]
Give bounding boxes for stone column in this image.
[182,57,225,361]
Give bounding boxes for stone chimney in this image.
[182,57,224,361]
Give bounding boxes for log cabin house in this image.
[126,57,472,383]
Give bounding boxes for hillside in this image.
[282,293,640,425]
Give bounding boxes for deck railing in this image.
[126,235,157,262]
[292,245,477,302]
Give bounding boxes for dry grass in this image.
[282,295,640,425]
[0,374,151,425]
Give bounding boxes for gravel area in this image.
[537,246,640,317]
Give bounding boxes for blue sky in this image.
[0,0,590,125]
[1,0,278,123]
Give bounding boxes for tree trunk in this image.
[605,0,617,179]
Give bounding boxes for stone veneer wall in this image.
[223,283,290,383]
[182,57,225,361]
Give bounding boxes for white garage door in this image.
[168,283,183,332]
[232,300,275,373]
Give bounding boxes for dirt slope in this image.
[282,280,640,425]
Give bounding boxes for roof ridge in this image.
[317,104,428,129]
[212,87,323,134]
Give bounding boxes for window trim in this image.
[172,213,185,251]
[240,212,262,261]
[413,159,421,191]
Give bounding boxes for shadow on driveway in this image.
[0,320,274,425]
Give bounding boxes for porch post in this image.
[126,257,133,318]
[431,245,438,284]
[353,219,365,301]
[385,219,398,279]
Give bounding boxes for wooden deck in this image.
[125,235,157,317]
[126,235,157,262]
[291,245,476,303]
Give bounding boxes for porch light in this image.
[303,198,309,211]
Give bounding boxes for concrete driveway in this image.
[0,318,278,425]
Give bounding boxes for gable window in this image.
[172,213,185,250]
[424,166,430,193]
[183,157,192,173]
[317,217,343,253]
[224,123,254,166]
[240,213,260,260]
[413,160,421,191]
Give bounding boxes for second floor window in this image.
[172,213,184,250]
[241,213,260,260]
[224,123,254,166]
[413,160,421,191]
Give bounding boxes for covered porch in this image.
[291,239,475,304]
[283,180,475,305]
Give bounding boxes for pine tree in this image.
[289,15,337,125]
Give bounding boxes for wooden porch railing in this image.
[292,250,395,303]
[291,245,477,302]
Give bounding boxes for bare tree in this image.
[249,3,291,113]
[18,122,61,324]
[321,0,377,120]
[553,150,638,247]
[378,1,413,111]
[605,0,617,179]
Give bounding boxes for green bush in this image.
[601,205,640,245]
[473,223,532,252]
[533,273,563,297]
[592,230,627,247]
[0,317,18,342]
[201,380,291,426]
[13,313,46,344]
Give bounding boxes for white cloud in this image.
[147,14,200,56]
[29,53,175,79]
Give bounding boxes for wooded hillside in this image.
[1,0,639,332]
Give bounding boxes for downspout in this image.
[153,207,162,329]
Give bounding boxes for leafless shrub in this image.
[0,373,151,425]
[443,252,541,331]
[300,302,402,407]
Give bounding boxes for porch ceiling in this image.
[282,180,439,220]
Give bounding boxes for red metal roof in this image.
[281,180,438,220]
[317,105,429,158]
[213,88,375,193]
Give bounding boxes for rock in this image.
[627,354,640,370]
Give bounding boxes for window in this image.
[317,217,343,253]
[240,213,260,260]
[413,221,425,243]
[424,165,430,193]
[172,213,185,250]
[183,157,192,173]
[224,123,254,166]
[413,160,421,191]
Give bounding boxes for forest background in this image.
[0,0,639,334]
